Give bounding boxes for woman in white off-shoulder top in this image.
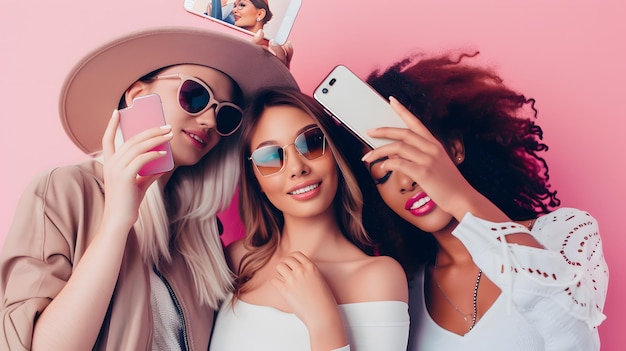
[209,88,410,351]
[357,51,608,350]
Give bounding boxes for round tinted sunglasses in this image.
[249,127,327,176]
[153,73,243,136]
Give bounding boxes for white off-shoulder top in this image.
[209,294,409,351]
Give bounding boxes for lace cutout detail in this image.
[452,208,608,329]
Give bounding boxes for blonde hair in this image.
[134,134,239,309]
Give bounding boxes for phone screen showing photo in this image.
[183,0,301,45]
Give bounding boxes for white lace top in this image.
[408,207,608,351]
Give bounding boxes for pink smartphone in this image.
[119,94,174,176]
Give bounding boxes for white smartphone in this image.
[183,0,302,45]
[119,94,174,176]
[313,65,407,149]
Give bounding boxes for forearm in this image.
[454,210,607,329]
[452,190,542,248]
[307,312,347,351]
[32,222,130,350]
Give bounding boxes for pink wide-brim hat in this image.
[59,26,298,155]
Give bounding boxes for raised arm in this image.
[0,111,172,350]
[362,97,542,249]
[453,208,607,350]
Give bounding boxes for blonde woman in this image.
[0,27,297,350]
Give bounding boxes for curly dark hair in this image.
[356,51,561,276]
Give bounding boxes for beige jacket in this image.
[0,160,214,350]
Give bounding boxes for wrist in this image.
[308,320,347,351]
[450,190,508,224]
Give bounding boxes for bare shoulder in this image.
[352,255,408,303]
[224,239,248,273]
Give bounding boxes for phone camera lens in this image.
[322,88,328,94]
[329,78,336,86]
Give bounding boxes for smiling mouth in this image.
[408,195,431,210]
[187,132,206,144]
[289,183,319,195]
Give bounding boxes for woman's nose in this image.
[285,145,310,178]
[396,172,418,194]
[194,106,218,130]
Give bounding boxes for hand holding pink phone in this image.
[119,94,174,176]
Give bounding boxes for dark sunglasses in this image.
[153,73,243,136]
[249,127,327,176]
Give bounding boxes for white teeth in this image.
[409,196,431,210]
[290,183,319,195]
[189,133,205,144]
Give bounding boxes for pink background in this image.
[1,0,623,348]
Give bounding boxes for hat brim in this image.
[59,26,298,155]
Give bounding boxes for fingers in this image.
[119,126,172,165]
[135,170,163,191]
[246,29,293,68]
[252,29,268,46]
[366,97,433,142]
[361,129,434,166]
[102,110,120,160]
[104,118,173,179]
[388,96,430,134]
[274,251,319,282]
[274,252,309,277]
[269,40,293,69]
[361,97,439,163]
[250,29,293,68]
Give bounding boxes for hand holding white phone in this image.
[313,65,407,149]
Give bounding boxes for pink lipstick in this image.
[404,192,435,216]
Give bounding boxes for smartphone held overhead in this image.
[184,0,302,45]
[119,94,174,176]
[313,65,407,150]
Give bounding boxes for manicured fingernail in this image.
[361,151,372,161]
[160,124,171,130]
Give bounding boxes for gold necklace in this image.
[432,260,482,332]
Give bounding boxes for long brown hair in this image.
[233,87,374,298]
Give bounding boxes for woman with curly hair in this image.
[356,52,608,350]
